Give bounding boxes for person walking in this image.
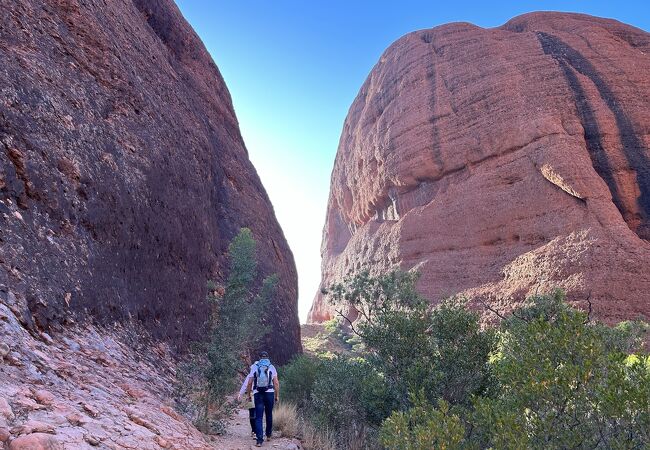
[237,361,258,437]
[246,351,279,447]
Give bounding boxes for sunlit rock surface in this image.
[310,12,650,323]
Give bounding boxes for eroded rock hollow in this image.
[0,0,301,362]
[310,12,650,323]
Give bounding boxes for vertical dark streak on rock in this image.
[422,32,444,173]
[537,31,650,239]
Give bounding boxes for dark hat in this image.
[259,351,269,358]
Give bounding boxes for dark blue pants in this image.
[249,407,256,433]
[254,391,275,443]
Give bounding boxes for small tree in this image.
[181,228,277,432]
[325,270,495,408]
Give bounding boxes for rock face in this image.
[310,12,650,323]
[0,0,300,362]
[0,301,215,449]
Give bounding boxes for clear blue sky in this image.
[174,1,649,323]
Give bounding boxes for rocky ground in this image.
[0,301,301,450]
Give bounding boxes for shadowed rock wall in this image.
[0,0,300,363]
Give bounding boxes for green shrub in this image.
[326,270,495,407]
[380,392,466,450]
[472,290,650,449]
[311,356,397,429]
[314,274,649,449]
[282,354,395,449]
[282,354,322,409]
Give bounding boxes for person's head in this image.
[259,351,269,359]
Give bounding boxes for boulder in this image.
[0,343,10,359]
[9,433,62,450]
[0,397,13,421]
[12,420,55,436]
[33,391,54,406]
[310,12,650,324]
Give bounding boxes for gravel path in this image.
[212,407,301,450]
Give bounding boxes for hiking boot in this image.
[256,442,262,447]
[251,431,256,438]
[266,435,272,441]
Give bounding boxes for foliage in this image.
[380,392,466,450]
[178,228,277,432]
[326,270,495,407]
[305,272,649,449]
[282,354,397,449]
[282,354,322,409]
[311,356,397,430]
[324,317,360,351]
[471,290,650,449]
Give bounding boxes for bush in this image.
[282,355,321,409]
[383,290,650,449]
[283,353,396,449]
[311,274,650,449]
[326,270,495,407]
[380,392,466,450]
[324,317,357,351]
[311,357,396,429]
[310,356,397,449]
[471,290,650,449]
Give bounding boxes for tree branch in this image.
[477,297,510,321]
[335,308,363,338]
[477,296,530,323]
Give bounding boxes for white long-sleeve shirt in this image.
[239,362,257,396]
[241,361,278,395]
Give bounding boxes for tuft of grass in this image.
[272,402,339,449]
[273,402,299,438]
[300,419,337,450]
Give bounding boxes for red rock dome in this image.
[310,12,650,324]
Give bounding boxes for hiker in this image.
[237,361,258,437]
[246,351,279,447]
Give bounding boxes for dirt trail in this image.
[212,407,301,450]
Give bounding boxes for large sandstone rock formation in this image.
[0,0,300,362]
[0,302,213,449]
[310,12,650,323]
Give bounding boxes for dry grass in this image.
[275,400,365,449]
[273,402,300,438]
[300,419,338,450]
